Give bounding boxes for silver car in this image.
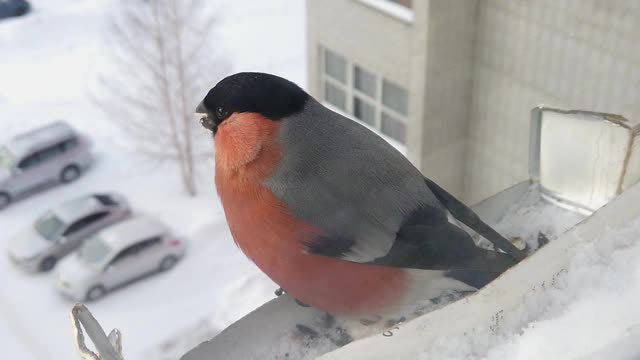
[7,193,131,272]
[55,216,187,301]
[0,121,93,210]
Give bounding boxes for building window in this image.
[325,50,347,83]
[382,79,408,115]
[321,47,409,144]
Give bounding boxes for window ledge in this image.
[321,101,408,155]
[354,0,414,24]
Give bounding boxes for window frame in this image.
[320,47,409,144]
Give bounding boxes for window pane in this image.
[354,65,376,98]
[325,81,346,110]
[324,49,347,83]
[382,79,408,115]
[381,112,407,143]
[353,96,376,126]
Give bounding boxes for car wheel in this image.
[86,285,107,302]
[0,193,10,210]
[60,165,81,183]
[159,255,178,272]
[39,256,57,272]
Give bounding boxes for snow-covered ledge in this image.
[320,180,640,359]
[354,0,414,24]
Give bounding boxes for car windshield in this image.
[34,212,66,241]
[78,235,112,264]
[0,146,14,170]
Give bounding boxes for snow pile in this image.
[481,185,586,251]
[421,217,640,360]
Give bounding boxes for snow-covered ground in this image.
[423,216,640,360]
[0,1,303,359]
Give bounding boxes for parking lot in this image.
[0,0,299,358]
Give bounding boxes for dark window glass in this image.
[381,112,407,143]
[354,65,377,97]
[325,82,347,110]
[18,153,39,170]
[110,237,162,266]
[63,212,109,236]
[38,144,63,162]
[324,49,347,83]
[110,246,136,266]
[382,79,409,115]
[60,137,79,152]
[353,96,376,126]
[135,237,162,253]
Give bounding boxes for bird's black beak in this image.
[195,101,217,134]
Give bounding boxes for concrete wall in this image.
[465,0,640,203]
[307,0,477,198]
[306,0,414,98]
[415,0,477,198]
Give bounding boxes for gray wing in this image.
[266,100,518,281]
[265,100,442,263]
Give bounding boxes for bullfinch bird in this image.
[195,72,526,319]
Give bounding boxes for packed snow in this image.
[488,185,586,251]
[421,216,640,360]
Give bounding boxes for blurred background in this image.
[1,1,640,359]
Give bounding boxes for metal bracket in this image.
[70,304,125,360]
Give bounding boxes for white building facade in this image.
[307,0,640,203]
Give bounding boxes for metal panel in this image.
[529,106,640,215]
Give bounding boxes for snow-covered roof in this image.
[53,195,106,223]
[6,120,75,158]
[99,216,169,249]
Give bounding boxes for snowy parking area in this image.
[0,0,300,358]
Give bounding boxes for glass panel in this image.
[381,112,407,143]
[537,111,631,212]
[324,49,347,83]
[353,96,376,126]
[78,235,112,264]
[382,79,408,115]
[354,65,376,98]
[324,81,346,110]
[0,146,14,169]
[34,211,66,241]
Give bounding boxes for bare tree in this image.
[96,0,230,196]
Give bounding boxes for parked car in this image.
[55,216,187,301]
[0,0,30,20]
[7,193,130,272]
[0,120,93,210]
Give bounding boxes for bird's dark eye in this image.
[216,106,228,120]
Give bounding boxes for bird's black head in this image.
[195,72,310,134]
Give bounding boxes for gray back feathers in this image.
[265,99,443,263]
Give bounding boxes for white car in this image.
[55,216,186,301]
[7,193,130,272]
[0,121,94,210]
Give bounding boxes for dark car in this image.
[0,0,30,20]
